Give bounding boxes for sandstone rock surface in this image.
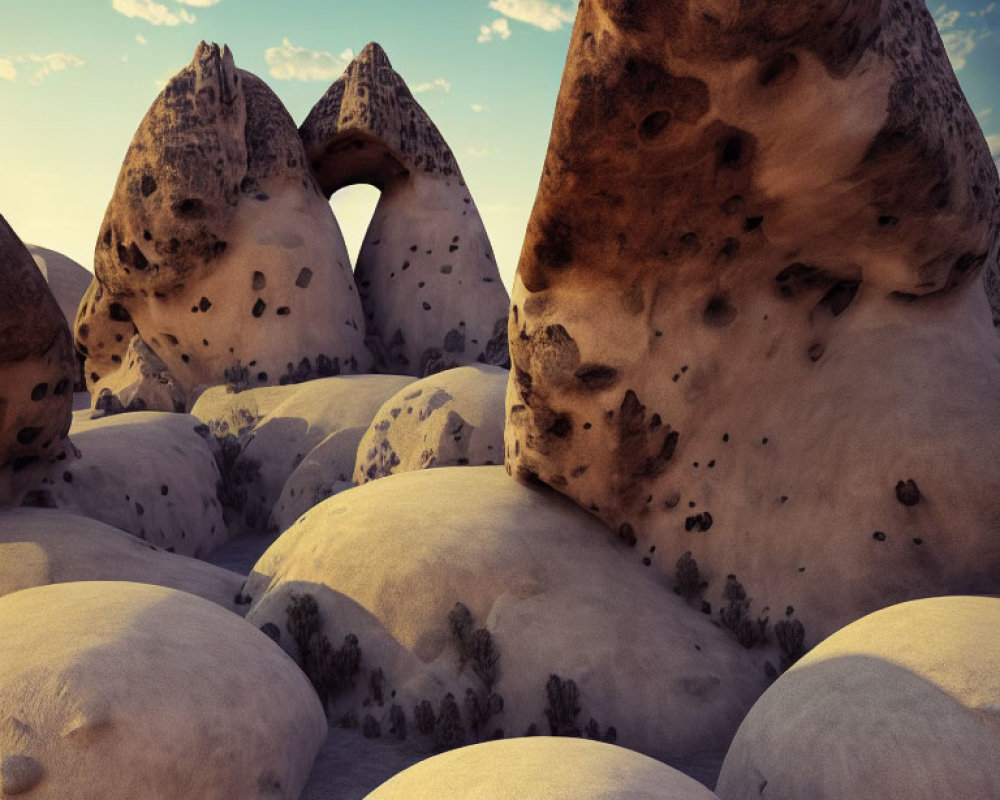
[91,334,186,416]
[245,467,769,766]
[716,596,1000,800]
[367,737,721,800]
[354,365,506,483]
[301,43,510,376]
[28,245,91,329]
[77,42,370,410]
[505,0,1000,644]
[0,581,326,800]
[0,507,244,611]
[0,215,76,507]
[192,374,414,533]
[31,411,227,557]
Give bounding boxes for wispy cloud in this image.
[934,3,995,70]
[478,18,512,43]
[467,146,493,159]
[470,103,488,113]
[986,133,1000,165]
[265,39,354,81]
[0,52,84,84]
[413,77,451,93]
[136,33,148,45]
[173,0,224,5]
[112,0,196,25]
[488,0,576,32]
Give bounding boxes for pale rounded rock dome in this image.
[0,581,327,800]
[716,596,1000,800]
[365,736,721,799]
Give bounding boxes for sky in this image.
[1,0,998,292]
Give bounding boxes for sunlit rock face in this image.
[505,0,1000,645]
[300,43,510,377]
[77,42,370,412]
[716,597,1000,800]
[0,215,76,507]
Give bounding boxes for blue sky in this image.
[0,0,997,290]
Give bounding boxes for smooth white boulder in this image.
[245,467,769,766]
[367,737,721,800]
[0,508,244,611]
[0,581,326,800]
[716,596,1000,800]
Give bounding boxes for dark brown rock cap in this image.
[300,42,461,194]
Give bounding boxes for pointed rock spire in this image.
[505,0,1000,642]
[301,43,510,377]
[81,42,371,410]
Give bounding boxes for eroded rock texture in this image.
[300,43,510,377]
[0,215,76,507]
[78,42,370,411]
[505,0,1000,644]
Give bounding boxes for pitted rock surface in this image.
[0,215,76,507]
[79,42,370,410]
[505,0,1000,645]
[354,365,507,483]
[91,334,185,416]
[300,43,510,377]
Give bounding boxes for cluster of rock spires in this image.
[2,1,1000,797]
[75,41,509,416]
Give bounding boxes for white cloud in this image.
[470,103,488,113]
[0,52,84,84]
[265,38,354,82]
[467,146,493,158]
[413,77,452,93]
[986,133,1000,156]
[112,0,196,26]
[968,2,997,18]
[478,18,512,43]
[136,33,148,45]
[980,107,994,117]
[173,0,224,5]
[934,3,994,70]
[488,0,575,32]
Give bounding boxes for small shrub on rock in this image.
[433,693,467,753]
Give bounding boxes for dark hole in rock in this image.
[817,280,860,317]
[758,52,798,86]
[703,295,737,328]
[174,198,205,218]
[895,479,922,506]
[17,427,42,445]
[108,302,131,323]
[639,110,672,141]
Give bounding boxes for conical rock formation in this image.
[0,215,76,507]
[300,43,510,376]
[79,42,370,411]
[505,0,1000,644]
